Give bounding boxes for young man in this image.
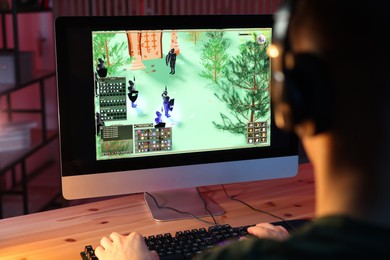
[94,1,390,259]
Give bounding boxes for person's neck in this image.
[314,155,390,228]
[315,163,358,217]
[301,131,390,227]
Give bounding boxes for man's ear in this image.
[294,119,317,138]
[273,53,333,135]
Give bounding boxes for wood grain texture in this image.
[0,163,315,260]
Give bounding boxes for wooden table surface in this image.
[0,163,315,260]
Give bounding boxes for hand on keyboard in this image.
[245,223,290,241]
[93,232,159,260]
[81,219,311,260]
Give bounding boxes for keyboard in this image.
[81,219,311,260]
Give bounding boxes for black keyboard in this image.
[81,219,311,260]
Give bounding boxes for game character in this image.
[94,72,99,97]
[96,58,107,78]
[162,86,174,118]
[96,112,105,136]
[165,48,176,75]
[127,76,138,108]
[154,111,166,128]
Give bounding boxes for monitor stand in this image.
[144,187,225,221]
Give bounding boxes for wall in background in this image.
[53,0,282,16]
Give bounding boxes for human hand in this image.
[241,223,290,241]
[94,231,159,260]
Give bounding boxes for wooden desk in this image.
[0,163,315,260]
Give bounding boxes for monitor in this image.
[55,14,298,221]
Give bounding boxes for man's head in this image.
[271,0,390,173]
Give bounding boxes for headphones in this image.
[270,0,332,135]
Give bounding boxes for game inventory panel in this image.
[247,122,268,144]
[98,77,127,121]
[134,124,172,153]
[99,121,267,157]
[100,124,172,156]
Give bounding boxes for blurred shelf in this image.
[0,129,59,218]
[0,3,56,218]
[0,69,56,95]
[1,159,61,219]
[0,129,58,171]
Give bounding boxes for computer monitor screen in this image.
[55,14,298,221]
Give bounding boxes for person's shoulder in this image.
[287,215,390,257]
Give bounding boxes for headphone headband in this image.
[270,0,332,135]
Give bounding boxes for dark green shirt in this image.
[195,215,390,259]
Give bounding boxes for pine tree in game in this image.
[199,31,231,83]
[212,33,271,136]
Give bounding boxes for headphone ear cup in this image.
[281,53,331,134]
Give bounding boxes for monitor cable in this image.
[145,188,218,225]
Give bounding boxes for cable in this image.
[195,187,218,224]
[221,184,297,231]
[145,190,218,225]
